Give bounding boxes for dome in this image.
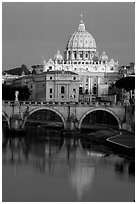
[66,15,96,51]
[54,50,63,61]
[109,59,115,65]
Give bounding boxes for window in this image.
[79,87,83,94]
[50,76,52,80]
[82,62,84,64]
[80,53,83,58]
[61,86,65,94]
[50,95,52,98]
[86,68,88,70]
[73,88,76,93]
[62,95,64,98]
[78,62,81,64]
[74,62,77,64]
[73,77,76,80]
[93,86,97,95]
[110,67,114,71]
[49,66,52,70]
[50,88,52,93]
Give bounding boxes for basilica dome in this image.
[66,15,96,51]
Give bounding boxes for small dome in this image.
[66,15,96,51]
[54,50,63,61]
[109,59,115,65]
[100,51,108,62]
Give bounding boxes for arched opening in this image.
[2,113,9,128]
[24,109,65,129]
[23,108,65,140]
[80,110,119,132]
[2,114,10,140]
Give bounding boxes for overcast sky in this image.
[2,2,135,70]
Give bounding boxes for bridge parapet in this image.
[2,100,125,108]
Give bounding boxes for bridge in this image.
[2,100,127,131]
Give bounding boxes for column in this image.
[88,77,91,92]
[71,51,75,60]
[76,51,80,60]
[83,51,86,60]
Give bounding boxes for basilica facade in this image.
[42,15,119,97]
[12,15,120,102]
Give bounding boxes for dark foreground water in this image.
[2,124,135,202]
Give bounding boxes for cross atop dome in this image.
[78,14,85,32]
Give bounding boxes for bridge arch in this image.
[2,111,10,128]
[78,107,121,129]
[22,107,67,129]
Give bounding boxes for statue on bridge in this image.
[15,91,19,102]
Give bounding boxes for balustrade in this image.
[2,100,120,107]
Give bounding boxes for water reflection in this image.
[69,161,95,200]
[2,125,135,202]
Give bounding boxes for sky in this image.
[2,2,135,70]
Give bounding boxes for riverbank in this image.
[82,129,135,157]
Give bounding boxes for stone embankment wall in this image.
[122,105,135,132]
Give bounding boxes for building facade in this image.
[13,70,79,102]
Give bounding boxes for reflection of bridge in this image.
[2,101,126,130]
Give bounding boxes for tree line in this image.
[2,84,30,101]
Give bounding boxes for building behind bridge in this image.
[12,70,80,102]
[4,15,135,104]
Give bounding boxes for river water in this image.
[2,124,135,202]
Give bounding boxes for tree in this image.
[2,84,31,101]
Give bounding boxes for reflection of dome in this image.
[69,164,95,201]
[54,50,63,61]
[66,15,96,51]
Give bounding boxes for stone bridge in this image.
[2,100,126,130]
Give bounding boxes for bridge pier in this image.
[9,101,24,130]
[66,113,78,131]
[10,115,23,130]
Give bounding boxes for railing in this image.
[2,100,125,107]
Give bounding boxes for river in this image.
[2,123,135,202]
